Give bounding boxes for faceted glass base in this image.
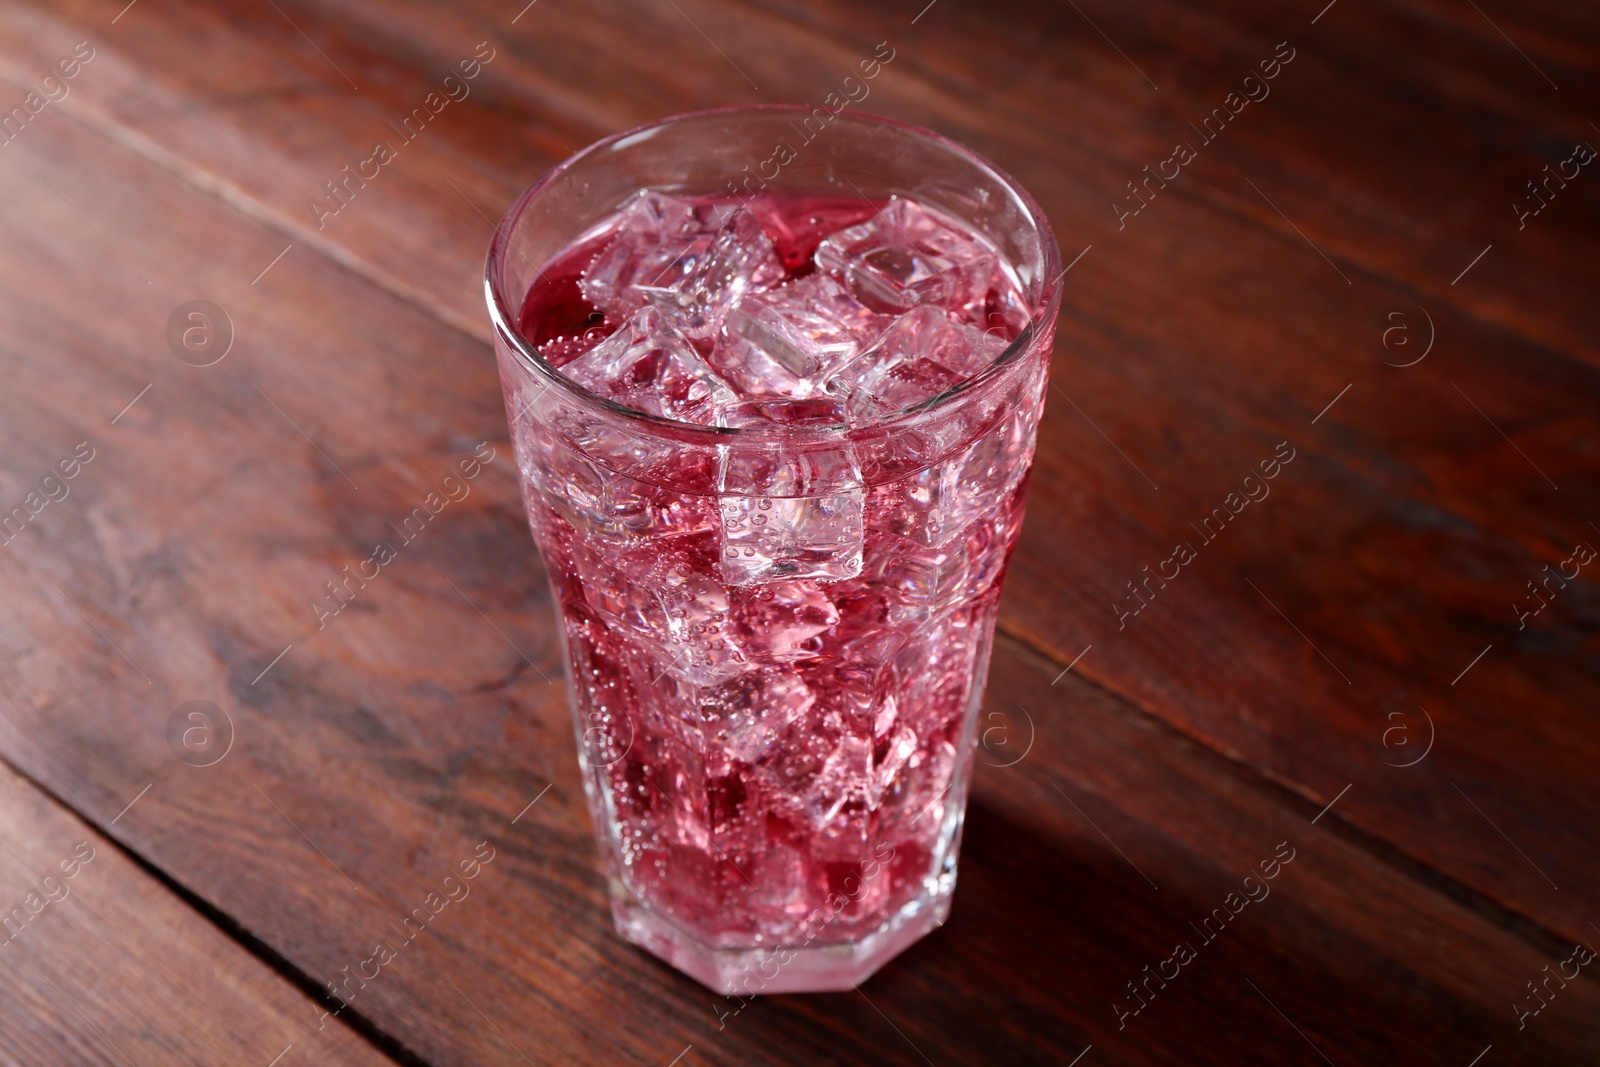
[610,870,954,995]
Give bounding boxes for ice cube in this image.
[829,590,909,669]
[707,322,813,400]
[863,533,969,629]
[666,208,786,341]
[827,304,1007,415]
[815,197,1020,320]
[871,722,918,808]
[748,840,811,921]
[865,406,1032,548]
[580,191,736,313]
[892,610,983,729]
[867,464,962,548]
[718,444,865,585]
[701,668,816,763]
[951,257,1032,336]
[575,540,672,638]
[896,738,959,837]
[731,581,841,663]
[574,533,727,666]
[603,471,719,542]
[559,306,735,425]
[957,514,1013,602]
[808,733,872,828]
[580,193,785,342]
[749,272,892,357]
[709,274,891,399]
[659,571,748,685]
[944,406,1032,529]
[524,446,607,530]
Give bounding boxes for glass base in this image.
[610,875,953,995]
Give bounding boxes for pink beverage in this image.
[488,108,1060,994]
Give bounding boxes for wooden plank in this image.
[958,637,1600,1067]
[0,0,590,339]
[5,0,1595,966]
[0,72,1595,1064]
[8,0,1593,359]
[0,762,394,1067]
[741,0,1600,360]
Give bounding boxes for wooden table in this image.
[0,0,1595,1063]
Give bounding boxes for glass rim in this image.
[484,104,1063,443]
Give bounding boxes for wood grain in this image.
[0,0,1594,1062]
[0,763,392,1067]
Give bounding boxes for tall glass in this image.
[486,106,1060,994]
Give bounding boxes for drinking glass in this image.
[486,105,1060,994]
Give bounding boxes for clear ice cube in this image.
[863,533,969,629]
[866,406,1031,548]
[708,274,891,399]
[731,581,841,663]
[667,209,786,341]
[580,192,784,342]
[560,306,735,425]
[580,191,736,312]
[658,571,748,686]
[954,256,1032,336]
[949,406,1031,523]
[524,446,607,530]
[603,472,719,542]
[814,197,1022,323]
[718,444,865,585]
[701,668,816,763]
[871,722,918,808]
[808,733,872,829]
[868,464,962,548]
[827,304,1007,415]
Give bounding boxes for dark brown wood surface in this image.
[0,763,392,1066]
[0,0,1595,1063]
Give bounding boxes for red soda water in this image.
[507,189,1044,965]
